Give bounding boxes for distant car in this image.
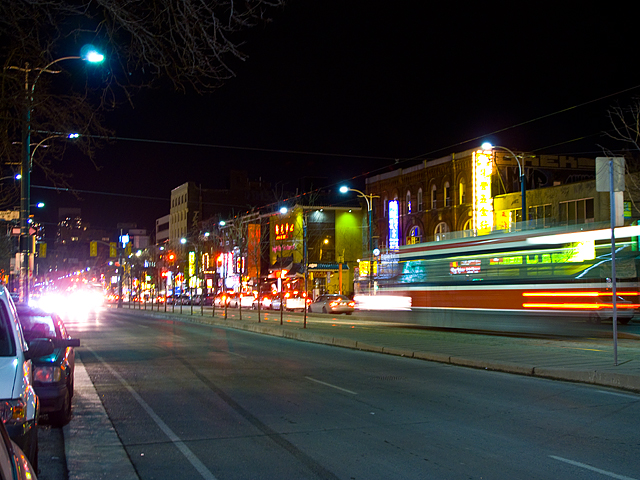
[239,294,255,309]
[202,294,214,306]
[214,293,238,308]
[0,419,37,480]
[252,294,274,310]
[308,294,355,315]
[16,305,80,427]
[0,286,54,472]
[588,296,636,325]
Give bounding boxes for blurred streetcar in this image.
[368,223,640,329]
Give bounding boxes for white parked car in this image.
[0,286,53,472]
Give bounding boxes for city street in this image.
[43,308,640,480]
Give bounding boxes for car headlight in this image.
[0,399,27,423]
[34,365,63,383]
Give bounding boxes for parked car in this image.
[308,294,356,314]
[0,419,37,480]
[15,305,80,427]
[0,286,54,471]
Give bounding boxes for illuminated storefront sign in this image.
[275,222,295,240]
[389,200,399,250]
[188,251,195,276]
[473,149,494,235]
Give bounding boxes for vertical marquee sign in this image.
[473,149,494,235]
[389,200,399,250]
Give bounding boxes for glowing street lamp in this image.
[9,45,104,303]
[340,186,378,291]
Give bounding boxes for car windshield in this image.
[19,313,60,341]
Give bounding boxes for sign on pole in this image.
[596,157,626,366]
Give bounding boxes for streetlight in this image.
[340,185,379,292]
[0,174,21,182]
[9,46,104,304]
[481,142,526,227]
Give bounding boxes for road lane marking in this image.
[87,347,218,480]
[305,376,357,395]
[549,455,638,480]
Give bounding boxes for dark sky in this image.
[31,2,639,237]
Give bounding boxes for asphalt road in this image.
[55,309,640,480]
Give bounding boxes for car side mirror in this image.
[25,338,54,360]
[52,338,80,348]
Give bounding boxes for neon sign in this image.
[473,149,494,235]
[275,222,295,240]
[389,200,399,250]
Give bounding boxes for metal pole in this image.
[20,65,31,304]
[303,212,308,329]
[520,173,527,228]
[610,159,618,366]
[368,203,372,292]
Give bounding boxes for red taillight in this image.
[348,301,355,307]
[329,301,339,307]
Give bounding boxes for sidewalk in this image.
[123,305,640,393]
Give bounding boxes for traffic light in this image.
[90,241,97,257]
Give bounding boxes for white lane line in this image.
[597,390,639,400]
[88,347,218,480]
[550,455,638,480]
[305,376,357,395]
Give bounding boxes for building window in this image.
[417,188,423,212]
[529,204,553,228]
[434,222,449,241]
[384,197,388,217]
[459,178,466,204]
[431,184,437,209]
[559,198,594,225]
[406,191,411,214]
[407,225,421,245]
[444,181,450,207]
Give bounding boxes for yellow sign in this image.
[473,149,494,235]
[188,251,195,276]
[90,241,97,257]
[110,242,117,257]
[39,243,47,258]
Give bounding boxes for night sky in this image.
[31,2,639,238]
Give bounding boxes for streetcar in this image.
[372,223,640,328]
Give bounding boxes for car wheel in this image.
[50,387,72,427]
[618,317,631,325]
[345,312,352,315]
[308,306,312,313]
[588,313,601,325]
[322,306,327,314]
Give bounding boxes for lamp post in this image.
[340,186,378,292]
[9,46,104,304]
[481,142,526,228]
